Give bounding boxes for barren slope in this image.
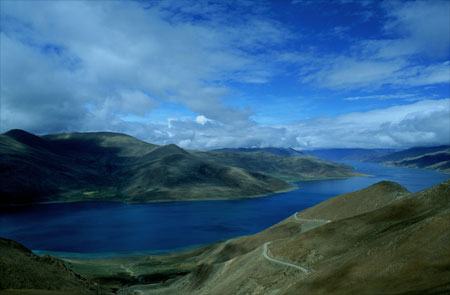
[111,180,450,295]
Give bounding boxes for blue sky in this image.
[1,0,449,149]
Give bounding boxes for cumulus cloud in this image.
[92,99,448,150]
[291,99,450,149]
[0,0,288,133]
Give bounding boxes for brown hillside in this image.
[0,238,108,295]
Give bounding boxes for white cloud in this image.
[90,99,449,150]
[344,93,417,101]
[297,0,450,90]
[0,0,289,133]
[1,0,448,150]
[290,99,450,149]
[195,115,210,125]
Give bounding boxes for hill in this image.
[303,148,400,162]
[0,238,107,295]
[192,149,364,181]
[371,145,450,173]
[0,130,293,204]
[77,180,450,294]
[214,147,304,157]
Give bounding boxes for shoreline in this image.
[0,174,371,207]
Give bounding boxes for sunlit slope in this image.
[174,180,450,295]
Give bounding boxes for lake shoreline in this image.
[1,162,449,256]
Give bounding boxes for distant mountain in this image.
[303,148,400,162]
[0,129,291,204]
[91,179,449,294]
[214,147,304,157]
[192,149,364,181]
[371,145,450,173]
[0,238,106,294]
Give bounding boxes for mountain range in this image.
[370,145,450,173]
[304,146,450,173]
[0,129,362,204]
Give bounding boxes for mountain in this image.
[76,180,450,294]
[371,145,450,173]
[0,129,292,204]
[303,148,401,162]
[192,149,364,181]
[0,238,107,295]
[214,147,304,157]
[119,144,291,203]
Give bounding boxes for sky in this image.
[0,0,449,149]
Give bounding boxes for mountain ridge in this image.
[1,129,359,204]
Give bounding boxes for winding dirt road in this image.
[262,242,310,274]
[293,212,331,223]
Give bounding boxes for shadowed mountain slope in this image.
[303,148,400,162]
[372,145,450,162]
[386,149,450,173]
[121,144,291,202]
[0,130,293,204]
[0,238,107,295]
[370,145,450,173]
[214,147,304,157]
[192,149,364,181]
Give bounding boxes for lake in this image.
[0,162,448,258]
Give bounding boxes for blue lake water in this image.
[0,162,448,257]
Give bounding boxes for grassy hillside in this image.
[192,149,364,181]
[74,180,450,294]
[0,129,293,204]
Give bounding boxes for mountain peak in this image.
[146,143,190,159]
[5,129,36,139]
[3,129,51,150]
[297,180,411,221]
[367,180,410,194]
